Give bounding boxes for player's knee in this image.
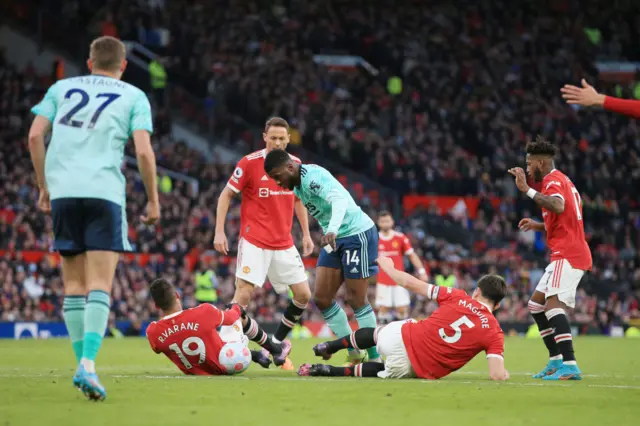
[527,299,545,315]
[313,293,333,311]
[290,283,311,306]
[233,280,255,307]
[345,293,367,310]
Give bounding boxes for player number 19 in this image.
[439,315,474,344]
[168,336,206,369]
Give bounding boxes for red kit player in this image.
[509,137,592,381]
[376,211,428,323]
[214,117,313,369]
[146,278,272,375]
[561,79,640,119]
[299,256,509,381]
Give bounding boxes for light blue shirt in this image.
[294,164,374,238]
[31,75,153,206]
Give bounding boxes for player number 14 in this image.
[439,315,475,344]
[168,336,206,369]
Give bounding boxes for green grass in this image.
[1,337,639,426]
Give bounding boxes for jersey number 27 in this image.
[168,336,206,369]
[58,89,121,129]
[439,315,475,344]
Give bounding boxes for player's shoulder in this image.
[392,230,407,239]
[543,170,566,190]
[288,153,302,164]
[244,149,266,162]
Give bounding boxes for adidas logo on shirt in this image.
[350,267,359,274]
[261,175,269,181]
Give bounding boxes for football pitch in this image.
[1,338,638,426]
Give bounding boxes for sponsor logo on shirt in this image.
[259,188,269,197]
[259,188,294,198]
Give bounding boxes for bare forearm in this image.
[215,189,233,232]
[28,135,47,189]
[408,253,425,273]
[386,268,432,297]
[532,193,564,214]
[295,200,311,237]
[137,151,158,203]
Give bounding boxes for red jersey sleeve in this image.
[603,96,640,120]
[401,233,414,256]
[145,322,160,354]
[227,156,250,194]
[541,175,566,202]
[485,329,505,360]
[428,285,466,305]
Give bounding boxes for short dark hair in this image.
[264,117,289,133]
[476,274,507,305]
[149,278,176,311]
[526,136,557,158]
[378,210,392,219]
[264,149,291,174]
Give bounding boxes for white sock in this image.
[550,355,563,361]
[563,360,577,366]
[81,358,96,373]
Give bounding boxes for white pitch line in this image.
[1,373,639,390]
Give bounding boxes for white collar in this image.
[161,310,183,320]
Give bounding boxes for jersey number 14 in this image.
[58,89,121,129]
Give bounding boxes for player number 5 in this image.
[168,336,206,369]
[439,315,475,344]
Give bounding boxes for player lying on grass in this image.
[146,278,272,375]
[298,256,509,381]
[265,149,381,365]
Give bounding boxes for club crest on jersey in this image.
[309,180,321,193]
[233,167,243,178]
[242,266,251,274]
[392,241,399,248]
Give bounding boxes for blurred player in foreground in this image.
[146,279,272,375]
[299,256,508,381]
[265,150,381,364]
[561,79,640,119]
[376,211,427,323]
[509,138,592,380]
[214,117,313,370]
[28,36,159,400]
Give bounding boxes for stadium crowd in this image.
[1,1,639,333]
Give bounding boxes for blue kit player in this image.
[264,150,381,363]
[28,36,159,401]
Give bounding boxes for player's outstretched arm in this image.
[214,186,235,255]
[133,130,160,224]
[561,79,640,119]
[376,257,433,297]
[487,356,509,381]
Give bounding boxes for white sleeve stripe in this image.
[549,193,564,201]
[226,182,240,193]
[486,354,504,360]
[404,248,415,255]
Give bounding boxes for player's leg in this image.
[312,327,379,359]
[542,261,584,381]
[393,286,411,321]
[314,249,356,353]
[375,284,394,325]
[269,246,310,345]
[298,362,385,378]
[343,226,381,362]
[51,198,89,388]
[375,320,417,379]
[529,263,562,378]
[234,240,285,356]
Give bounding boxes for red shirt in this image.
[377,231,414,286]
[227,149,300,250]
[146,304,242,375]
[541,169,592,271]
[401,287,504,380]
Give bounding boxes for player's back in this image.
[146,304,227,375]
[541,169,592,270]
[401,287,504,379]
[33,75,153,205]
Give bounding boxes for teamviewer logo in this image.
[259,188,269,198]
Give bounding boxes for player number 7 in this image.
[439,315,475,344]
[168,336,206,369]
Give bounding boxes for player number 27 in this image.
[168,336,206,369]
[58,89,121,129]
[439,315,475,344]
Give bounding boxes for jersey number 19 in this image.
[168,336,206,369]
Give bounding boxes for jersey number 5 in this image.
[439,315,475,344]
[58,89,121,129]
[168,336,206,369]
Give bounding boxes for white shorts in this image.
[218,319,249,346]
[535,259,585,308]
[235,238,307,293]
[376,284,411,308]
[375,320,416,379]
